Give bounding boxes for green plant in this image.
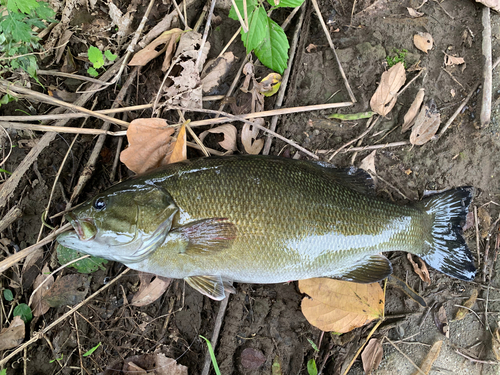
[229,0,304,74]
[49,354,63,363]
[306,338,319,375]
[3,289,13,301]
[13,303,32,323]
[0,368,7,375]
[0,0,56,77]
[199,335,221,375]
[386,48,408,68]
[83,342,101,357]
[87,46,117,77]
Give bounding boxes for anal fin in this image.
[340,254,393,283]
[185,275,226,300]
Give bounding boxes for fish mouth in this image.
[66,212,97,241]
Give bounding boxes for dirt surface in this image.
[1,0,500,374]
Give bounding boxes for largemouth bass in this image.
[57,156,475,300]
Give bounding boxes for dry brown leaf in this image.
[407,254,431,284]
[475,0,500,12]
[361,338,383,375]
[21,248,42,289]
[412,340,443,375]
[32,264,54,317]
[167,123,187,164]
[43,274,90,307]
[199,124,238,152]
[299,278,384,333]
[433,304,449,338]
[455,289,479,320]
[0,316,25,350]
[402,88,425,133]
[241,348,266,369]
[407,7,424,17]
[129,29,183,68]
[478,206,491,239]
[370,62,406,116]
[131,272,172,307]
[242,119,264,155]
[414,32,434,53]
[201,52,236,94]
[108,1,133,39]
[120,118,175,174]
[105,353,188,375]
[410,99,440,145]
[444,53,465,66]
[359,150,377,175]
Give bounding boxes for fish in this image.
[57,155,476,300]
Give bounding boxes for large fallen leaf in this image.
[402,88,425,133]
[129,28,183,69]
[410,99,440,145]
[454,289,478,320]
[201,52,236,94]
[131,272,171,307]
[258,73,282,97]
[242,120,264,155]
[361,338,383,375]
[407,254,431,284]
[32,264,54,316]
[299,278,384,333]
[0,316,24,350]
[199,124,238,152]
[444,53,465,66]
[412,340,442,375]
[43,274,90,307]
[108,0,133,39]
[120,118,175,174]
[407,7,424,17]
[104,353,188,375]
[241,348,266,369]
[56,244,108,273]
[476,0,500,12]
[414,32,434,53]
[167,123,187,164]
[370,62,406,116]
[433,304,449,337]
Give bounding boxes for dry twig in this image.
[481,5,492,127]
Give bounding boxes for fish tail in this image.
[416,187,476,281]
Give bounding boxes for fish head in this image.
[57,182,178,262]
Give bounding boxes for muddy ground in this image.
[1,0,500,374]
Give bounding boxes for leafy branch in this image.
[229,0,304,74]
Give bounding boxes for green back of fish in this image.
[132,156,428,283]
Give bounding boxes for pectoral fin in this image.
[185,275,226,300]
[175,218,237,255]
[340,254,393,283]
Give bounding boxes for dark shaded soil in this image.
[1,0,500,374]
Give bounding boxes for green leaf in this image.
[240,6,268,53]
[0,369,6,375]
[199,336,221,375]
[56,244,108,273]
[13,303,32,323]
[87,67,99,77]
[87,46,104,69]
[83,342,101,357]
[0,168,12,174]
[307,338,319,352]
[49,354,63,363]
[7,0,39,14]
[229,0,258,21]
[266,0,304,7]
[307,359,318,375]
[34,2,56,21]
[3,289,14,301]
[104,49,117,61]
[253,16,289,74]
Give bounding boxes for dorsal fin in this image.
[311,161,375,195]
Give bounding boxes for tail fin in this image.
[417,187,476,281]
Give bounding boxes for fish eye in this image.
[93,197,107,211]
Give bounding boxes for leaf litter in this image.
[361,338,383,375]
[131,272,172,307]
[407,254,431,284]
[401,88,425,133]
[410,99,441,145]
[370,62,406,116]
[31,263,54,316]
[0,316,25,351]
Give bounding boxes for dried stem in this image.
[328,116,379,161]
[195,0,217,70]
[481,5,492,127]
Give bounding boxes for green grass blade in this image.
[199,335,221,375]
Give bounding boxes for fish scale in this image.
[57,155,476,300]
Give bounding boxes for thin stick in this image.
[0,269,130,367]
[0,80,130,128]
[385,337,426,375]
[263,3,306,155]
[378,175,411,200]
[441,67,466,92]
[310,0,356,103]
[481,5,492,127]
[217,27,241,58]
[186,123,210,156]
[432,0,454,19]
[171,0,188,29]
[0,206,22,232]
[201,296,230,375]
[229,0,248,33]
[454,349,497,364]
[0,104,152,122]
[74,313,85,375]
[437,82,480,139]
[328,116,378,161]
[475,206,481,267]
[482,235,490,283]
[0,222,70,278]
[0,124,13,167]
[195,0,217,70]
